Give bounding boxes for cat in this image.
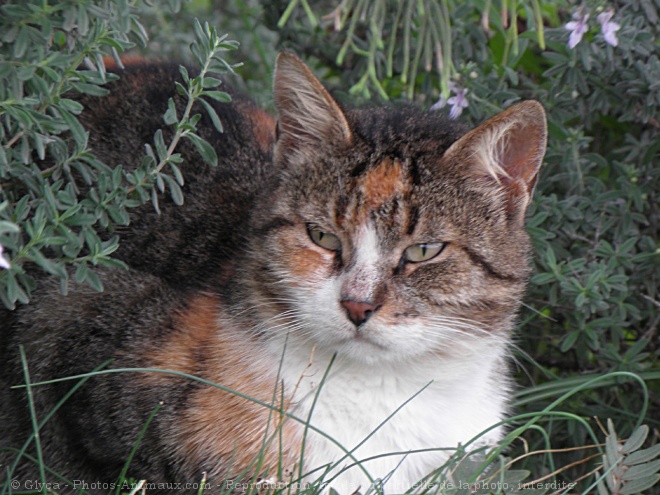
[0,52,547,494]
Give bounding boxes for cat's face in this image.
[244,53,546,364]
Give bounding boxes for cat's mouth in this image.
[337,321,390,350]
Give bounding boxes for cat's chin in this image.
[323,330,432,366]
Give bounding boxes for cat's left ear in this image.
[273,52,352,163]
[443,101,547,224]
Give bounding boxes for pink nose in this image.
[341,299,381,327]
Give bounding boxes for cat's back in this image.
[77,60,277,287]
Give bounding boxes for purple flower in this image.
[597,10,620,47]
[447,86,469,119]
[565,10,589,49]
[0,244,10,270]
[431,83,469,119]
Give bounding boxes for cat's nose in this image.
[341,299,381,327]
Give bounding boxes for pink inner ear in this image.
[500,121,546,196]
[446,101,546,222]
[491,120,546,220]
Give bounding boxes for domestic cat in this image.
[0,52,547,494]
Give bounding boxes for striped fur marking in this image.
[358,158,410,216]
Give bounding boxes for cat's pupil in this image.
[308,226,341,251]
[404,242,445,263]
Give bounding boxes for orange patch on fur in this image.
[288,247,328,282]
[145,294,302,480]
[238,103,277,153]
[359,158,409,214]
[273,227,331,284]
[102,55,147,70]
[146,294,219,376]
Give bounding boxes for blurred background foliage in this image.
[0,0,658,493]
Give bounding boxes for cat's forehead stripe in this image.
[358,157,409,214]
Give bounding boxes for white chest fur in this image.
[272,339,510,494]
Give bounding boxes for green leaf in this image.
[144,143,157,163]
[106,205,129,226]
[168,153,183,164]
[59,204,82,222]
[622,459,660,481]
[96,257,128,270]
[99,237,120,257]
[111,164,124,189]
[64,213,96,227]
[203,90,231,103]
[154,129,167,162]
[73,82,110,96]
[163,174,184,206]
[199,98,223,133]
[560,331,579,352]
[596,481,609,495]
[13,26,29,58]
[622,425,649,454]
[77,4,89,36]
[164,98,178,125]
[55,272,69,296]
[168,163,184,186]
[155,172,165,193]
[28,248,63,277]
[0,221,20,234]
[53,30,66,47]
[58,98,85,114]
[619,474,660,495]
[75,262,88,284]
[0,145,8,168]
[151,188,161,215]
[130,17,148,47]
[60,108,88,147]
[84,268,103,292]
[624,444,660,466]
[202,76,222,88]
[184,133,217,166]
[545,247,557,270]
[175,81,186,96]
[531,272,555,285]
[189,114,201,127]
[178,65,190,83]
[193,18,207,46]
[606,419,620,459]
[2,25,19,43]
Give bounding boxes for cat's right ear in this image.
[273,52,352,162]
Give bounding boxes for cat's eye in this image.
[308,226,342,252]
[403,242,445,263]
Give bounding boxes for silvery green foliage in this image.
[0,2,146,307]
[0,1,237,309]
[131,20,239,215]
[598,422,660,495]
[0,0,141,308]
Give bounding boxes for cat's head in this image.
[244,53,546,364]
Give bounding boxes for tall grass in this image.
[3,355,658,495]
